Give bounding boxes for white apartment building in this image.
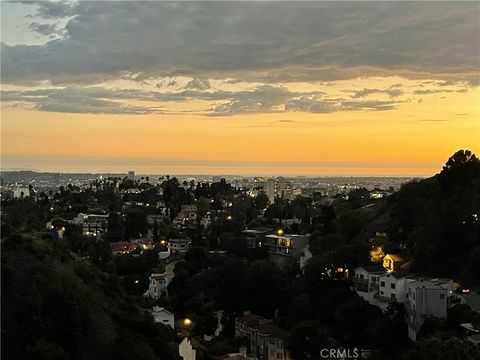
[405,278,462,341]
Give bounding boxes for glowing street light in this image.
[226,215,233,221]
[277,229,284,236]
[183,318,192,326]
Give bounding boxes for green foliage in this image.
[388,150,480,283]
[402,337,480,360]
[25,340,70,360]
[286,321,336,360]
[1,236,178,360]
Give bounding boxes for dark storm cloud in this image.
[2,2,479,84]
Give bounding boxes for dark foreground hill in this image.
[1,235,180,360]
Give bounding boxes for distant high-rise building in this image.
[276,176,286,198]
[266,178,275,204]
[128,171,135,181]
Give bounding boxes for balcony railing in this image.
[353,278,369,292]
[379,295,396,303]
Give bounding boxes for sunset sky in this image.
[1,1,479,176]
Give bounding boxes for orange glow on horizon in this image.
[1,82,479,176]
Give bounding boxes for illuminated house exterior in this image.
[235,312,290,360]
[382,254,408,272]
[111,241,137,256]
[167,238,191,255]
[73,213,109,235]
[263,234,310,269]
[173,204,197,227]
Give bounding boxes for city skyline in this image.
[1,1,479,176]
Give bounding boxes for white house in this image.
[151,306,174,329]
[353,265,387,307]
[353,265,464,341]
[405,278,462,341]
[377,269,416,310]
[146,273,173,299]
[179,337,196,360]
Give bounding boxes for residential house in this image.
[179,337,196,360]
[146,214,169,237]
[354,264,465,341]
[146,273,174,299]
[73,213,109,235]
[150,306,174,329]
[353,265,387,307]
[405,278,462,341]
[111,241,138,256]
[173,205,198,227]
[218,346,253,360]
[263,234,310,269]
[242,226,274,249]
[131,238,155,251]
[235,312,290,360]
[167,238,191,255]
[377,269,416,310]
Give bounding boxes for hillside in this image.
[1,235,179,360]
[369,150,480,285]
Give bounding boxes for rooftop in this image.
[356,265,387,273]
[168,238,191,243]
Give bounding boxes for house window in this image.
[380,281,385,287]
[371,277,377,282]
[391,293,396,300]
[380,291,384,295]
[440,294,445,300]
[391,283,396,289]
